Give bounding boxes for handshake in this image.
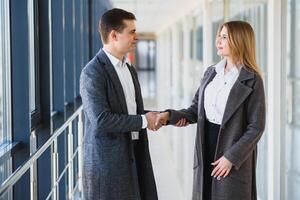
[145,111,189,131]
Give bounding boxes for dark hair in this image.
[99,8,136,44]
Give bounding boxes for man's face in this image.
[114,20,138,54]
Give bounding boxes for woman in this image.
[157,21,266,200]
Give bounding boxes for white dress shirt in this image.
[204,58,240,125]
[103,48,147,140]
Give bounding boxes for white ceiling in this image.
[110,0,200,34]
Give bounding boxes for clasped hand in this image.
[145,112,189,131]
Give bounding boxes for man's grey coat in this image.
[80,49,158,200]
[167,66,266,200]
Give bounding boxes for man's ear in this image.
[109,30,118,42]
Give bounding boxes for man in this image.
[80,8,159,200]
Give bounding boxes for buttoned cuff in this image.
[141,115,148,129]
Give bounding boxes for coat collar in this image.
[237,65,255,82]
[102,48,131,69]
[221,66,256,126]
[96,49,128,114]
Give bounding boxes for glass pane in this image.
[227,1,268,199]
[228,0,268,74]
[190,29,194,59]
[211,0,224,63]
[137,41,150,70]
[0,0,11,142]
[0,0,7,144]
[285,0,300,199]
[196,26,203,61]
[0,1,12,199]
[293,82,300,126]
[0,38,3,145]
[285,126,300,199]
[0,158,12,199]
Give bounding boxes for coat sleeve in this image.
[80,66,142,134]
[166,87,199,125]
[224,75,266,170]
[166,67,214,125]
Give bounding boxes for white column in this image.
[182,16,193,103]
[267,0,283,200]
[169,24,184,183]
[171,24,181,107]
[181,16,195,199]
[156,30,175,151]
[202,0,213,69]
[156,31,172,109]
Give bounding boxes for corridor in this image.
[0,0,299,200]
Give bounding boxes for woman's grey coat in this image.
[80,50,157,200]
[167,66,266,200]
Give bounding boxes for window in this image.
[226,2,269,199]
[285,0,300,199]
[190,29,194,59]
[196,26,203,61]
[0,0,13,199]
[212,21,222,63]
[0,0,12,144]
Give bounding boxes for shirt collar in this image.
[215,58,227,74]
[215,58,239,75]
[103,48,131,68]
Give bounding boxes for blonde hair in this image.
[217,21,262,77]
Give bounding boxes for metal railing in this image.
[0,106,84,200]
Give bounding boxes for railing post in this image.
[30,130,37,200]
[51,139,59,200]
[78,111,84,196]
[67,123,74,199]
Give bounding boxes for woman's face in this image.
[216,26,231,57]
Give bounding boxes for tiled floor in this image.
[139,71,185,200]
[148,129,185,200]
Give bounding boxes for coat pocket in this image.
[96,135,120,148]
[193,143,200,169]
[193,153,199,169]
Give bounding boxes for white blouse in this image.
[204,59,240,125]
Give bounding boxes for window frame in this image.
[0,0,12,144]
[28,0,41,131]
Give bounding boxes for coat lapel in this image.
[198,67,217,119]
[221,67,255,127]
[96,50,128,114]
[197,67,217,157]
